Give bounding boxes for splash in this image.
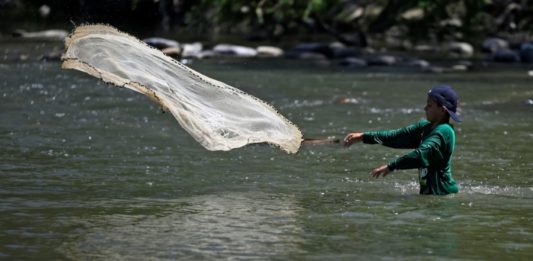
[61,25,302,153]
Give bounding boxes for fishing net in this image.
[62,25,302,153]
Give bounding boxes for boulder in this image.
[12,29,67,41]
[448,42,474,58]
[492,49,520,63]
[339,57,367,68]
[181,42,203,58]
[481,38,509,53]
[519,43,533,64]
[256,46,284,57]
[366,54,397,66]
[213,44,257,57]
[143,37,179,49]
[288,43,334,58]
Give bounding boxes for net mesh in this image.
[62,25,302,153]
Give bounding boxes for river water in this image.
[1,40,533,260]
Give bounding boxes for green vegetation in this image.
[1,0,532,45]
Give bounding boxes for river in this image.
[1,39,532,260]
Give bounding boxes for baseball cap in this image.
[428,85,462,122]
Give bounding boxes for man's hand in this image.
[343,132,364,147]
[370,165,392,178]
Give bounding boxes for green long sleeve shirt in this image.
[363,120,459,195]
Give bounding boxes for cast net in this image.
[62,25,302,153]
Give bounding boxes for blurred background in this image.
[1,0,532,50]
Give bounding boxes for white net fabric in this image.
[62,25,302,153]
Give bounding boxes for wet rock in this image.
[366,54,397,66]
[414,45,438,53]
[330,46,361,59]
[339,57,367,68]
[12,29,67,41]
[40,49,62,61]
[519,43,533,64]
[181,42,203,58]
[288,43,334,58]
[423,66,446,74]
[448,42,474,58]
[162,47,182,58]
[481,38,509,53]
[492,49,520,63]
[285,51,327,60]
[143,37,179,49]
[194,50,217,59]
[256,46,283,57]
[405,59,430,69]
[213,44,257,57]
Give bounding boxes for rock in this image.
[256,46,284,57]
[414,45,438,52]
[448,42,474,58]
[12,29,67,41]
[423,66,446,73]
[289,43,334,58]
[519,43,533,64]
[143,37,179,49]
[162,47,182,58]
[366,54,397,66]
[181,42,203,58]
[401,8,424,20]
[285,51,327,60]
[213,44,257,57]
[451,64,468,71]
[339,57,367,68]
[492,49,520,63]
[40,49,62,61]
[481,38,509,53]
[330,46,361,59]
[406,59,430,68]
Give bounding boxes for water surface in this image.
[1,40,533,260]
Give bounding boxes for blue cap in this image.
[428,85,462,122]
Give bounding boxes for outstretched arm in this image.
[370,165,391,178]
[343,132,364,147]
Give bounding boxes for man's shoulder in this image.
[433,123,455,138]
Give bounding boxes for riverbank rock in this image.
[339,57,367,68]
[366,54,397,66]
[448,42,474,58]
[256,46,284,57]
[481,38,509,53]
[213,44,257,57]
[519,43,533,64]
[492,49,520,63]
[181,42,203,58]
[143,37,179,49]
[12,29,67,41]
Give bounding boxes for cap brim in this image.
[444,107,462,122]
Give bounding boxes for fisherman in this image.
[344,85,462,195]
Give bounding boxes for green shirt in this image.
[363,120,459,195]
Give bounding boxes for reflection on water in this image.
[60,193,304,260]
